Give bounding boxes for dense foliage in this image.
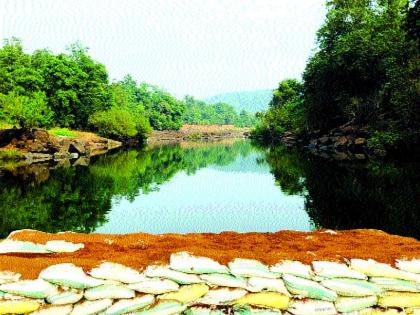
[183,95,257,127]
[254,0,420,149]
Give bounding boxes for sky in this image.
[0,0,326,99]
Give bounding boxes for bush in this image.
[89,107,151,140]
[0,92,54,129]
[367,131,401,153]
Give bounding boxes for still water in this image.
[0,139,419,239]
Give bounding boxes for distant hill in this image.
[204,89,273,113]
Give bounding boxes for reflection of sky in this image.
[97,153,310,234]
[0,0,325,98]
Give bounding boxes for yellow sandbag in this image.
[378,292,420,308]
[158,283,209,303]
[234,292,289,310]
[0,300,40,314]
[359,308,404,314]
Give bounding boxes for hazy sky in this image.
[0,0,326,99]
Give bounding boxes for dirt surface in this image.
[1,229,419,279]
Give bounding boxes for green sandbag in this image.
[369,277,420,293]
[283,274,337,301]
[102,295,155,315]
[200,273,247,289]
[335,296,377,313]
[0,279,57,299]
[46,290,83,305]
[320,278,382,297]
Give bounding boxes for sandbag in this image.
[0,271,21,284]
[0,300,40,315]
[145,265,203,284]
[229,259,277,279]
[170,252,229,274]
[84,284,135,300]
[39,263,105,289]
[287,299,336,315]
[270,260,313,279]
[396,259,420,274]
[200,273,247,288]
[378,291,420,308]
[282,274,337,302]
[46,289,83,305]
[89,262,145,283]
[334,296,377,313]
[30,304,73,315]
[359,308,406,314]
[369,277,420,292]
[350,259,420,282]
[320,278,382,297]
[128,278,179,294]
[0,240,49,254]
[312,261,367,280]
[195,288,248,305]
[130,301,187,315]
[0,279,57,299]
[185,307,226,315]
[45,240,84,253]
[234,292,289,310]
[232,305,282,315]
[158,283,209,303]
[103,295,155,315]
[246,277,290,295]
[70,299,113,315]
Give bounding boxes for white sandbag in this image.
[232,305,282,315]
[396,259,420,274]
[312,261,367,280]
[350,259,420,282]
[70,299,113,315]
[0,279,57,298]
[229,259,277,279]
[46,289,83,304]
[145,265,203,284]
[282,274,337,301]
[369,277,420,292]
[195,288,248,305]
[287,299,337,315]
[170,252,229,274]
[31,304,73,315]
[200,273,247,288]
[45,240,84,253]
[130,301,187,315]
[0,240,49,254]
[89,262,145,283]
[335,296,377,313]
[128,278,179,294]
[103,295,155,315]
[320,278,382,297]
[270,260,313,279]
[39,263,105,289]
[84,284,135,300]
[246,277,290,295]
[0,271,21,284]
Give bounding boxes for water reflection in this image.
[0,140,418,238]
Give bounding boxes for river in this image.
[0,139,418,239]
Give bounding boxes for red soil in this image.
[1,229,419,279]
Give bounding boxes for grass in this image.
[0,120,15,130]
[48,128,78,137]
[0,149,24,160]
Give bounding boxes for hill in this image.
[204,89,273,113]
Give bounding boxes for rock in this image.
[334,136,349,148]
[355,138,367,146]
[69,153,79,159]
[73,156,90,167]
[355,153,366,160]
[33,129,50,144]
[54,152,71,161]
[319,136,330,145]
[31,153,53,162]
[334,152,350,160]
[69,141,86,155]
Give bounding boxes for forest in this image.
[0,39,256,141]
[254,0,419,154]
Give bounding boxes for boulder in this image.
[69,140,86,155]
[355,138,367,146]
[31,153,53,163]
[319,136,330,145]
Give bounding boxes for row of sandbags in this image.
[0,252,419,314]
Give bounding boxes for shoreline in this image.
[1,229,419,280]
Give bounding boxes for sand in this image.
[0,229,419,279]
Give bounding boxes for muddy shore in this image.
[1,229,419,279]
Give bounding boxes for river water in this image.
[0,139,418,239]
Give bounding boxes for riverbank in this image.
[2,229,419,280]
[0,128,122,169]
[147,124,250,145]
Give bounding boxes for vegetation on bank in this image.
[253,0,419,154]
[0,39,256,142]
